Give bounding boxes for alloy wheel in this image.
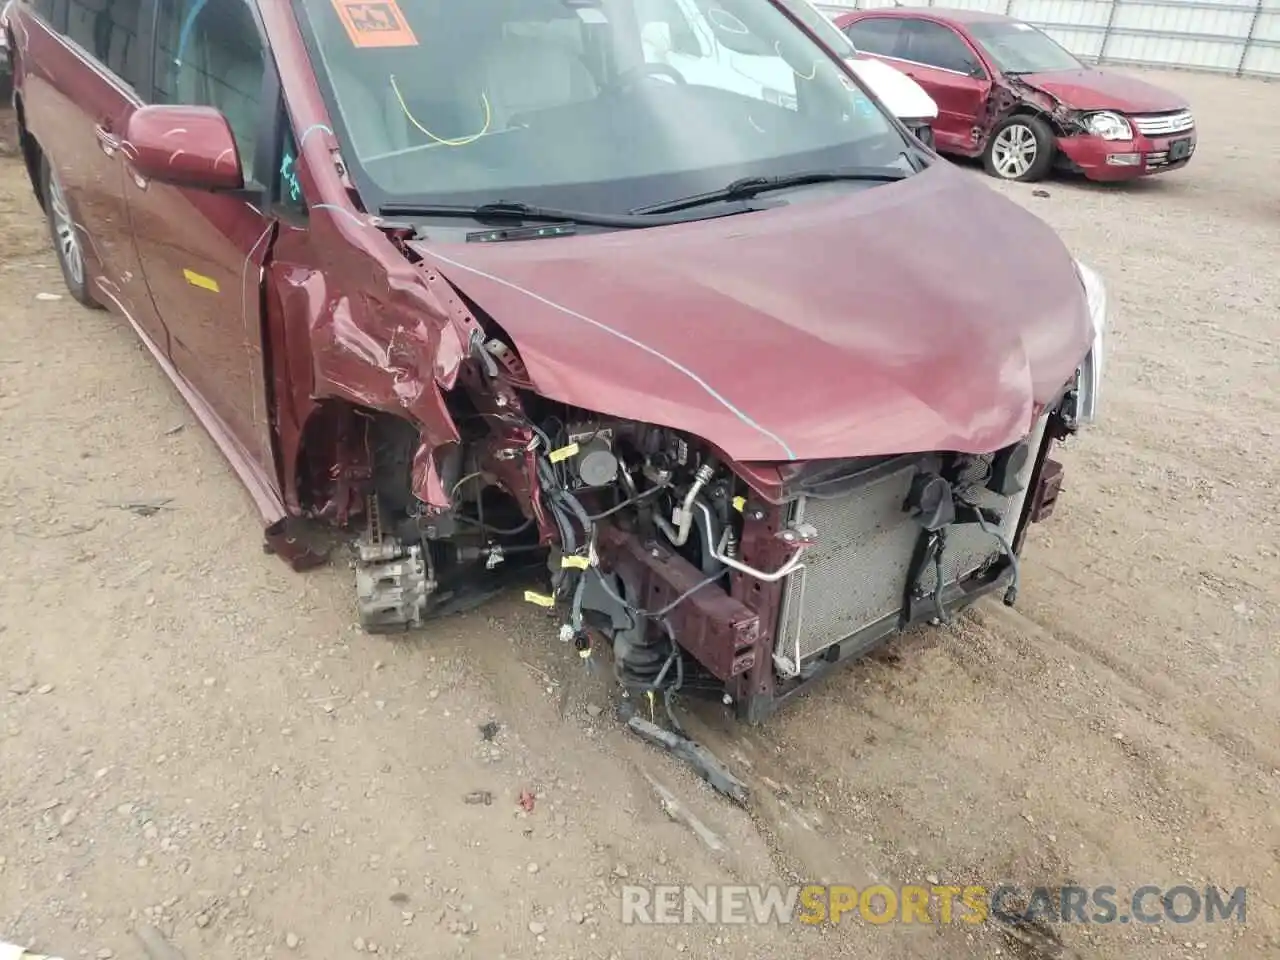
[48,168,85,288]
[991,123,1038,179]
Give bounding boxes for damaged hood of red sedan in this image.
[409,162,1092,463]
[1014,67,1188,113]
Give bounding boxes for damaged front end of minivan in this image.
[270,167,1106,724]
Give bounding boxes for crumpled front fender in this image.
[267,222,479,514]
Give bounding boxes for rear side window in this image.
[64,0,147,88]
[153,0,266,174]
[899,19,982,75]
[843,17,902,57]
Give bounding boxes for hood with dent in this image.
[1014,67,1187,114]
[408,162,1092,463]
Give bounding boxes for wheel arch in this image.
[287,396,462,527]
[1006,104,1069,139]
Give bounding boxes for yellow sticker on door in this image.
[183,269,220,293]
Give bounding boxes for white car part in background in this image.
[639,1,937,128]
[845,55,938,123]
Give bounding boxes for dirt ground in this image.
[2,68,1278,960]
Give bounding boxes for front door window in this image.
[898,19,983,77]
[153,0,266,175]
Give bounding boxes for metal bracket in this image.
[354,496,433,632]
[627,716,749,806]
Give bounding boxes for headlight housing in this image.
[1083,111,1132,141]
[1073,259,1107,425]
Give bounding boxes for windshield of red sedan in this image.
[968,21,1082,73]
[293,0,911,211]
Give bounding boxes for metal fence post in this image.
[1237,0,1263,76]
[1098,0,1121,63]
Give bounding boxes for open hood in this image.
[409,163,1092,463]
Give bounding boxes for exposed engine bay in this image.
[351,329,1078,723]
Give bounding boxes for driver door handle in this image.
[95,125,121,157]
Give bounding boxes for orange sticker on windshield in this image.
[330,0,418,48]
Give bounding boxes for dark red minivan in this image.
[836,7,1195,182]
[5,0,1105,721]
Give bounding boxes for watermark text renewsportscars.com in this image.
[620,884,1247,926]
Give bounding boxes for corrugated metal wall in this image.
[814,0,1280,78]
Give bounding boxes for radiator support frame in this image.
[727,407,1067,724]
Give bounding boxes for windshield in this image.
[293,0,911,214]
[772,0,856,58]
[968,21,1081,73]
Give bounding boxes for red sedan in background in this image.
[834,7,1196,182]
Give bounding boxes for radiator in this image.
[774,416,1048,675]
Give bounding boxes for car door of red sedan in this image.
[123,0,279,490]
[843,15,991,156]
[890,19,991,155]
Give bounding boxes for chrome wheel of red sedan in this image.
[984,116,1055,183]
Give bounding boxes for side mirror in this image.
[641,21,674,58]
[124,104,244,192]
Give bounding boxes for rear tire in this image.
[41,158,102,309]
[983,115,1055,183]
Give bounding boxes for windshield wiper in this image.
[629,166,909,216]
[377,199,749,229]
